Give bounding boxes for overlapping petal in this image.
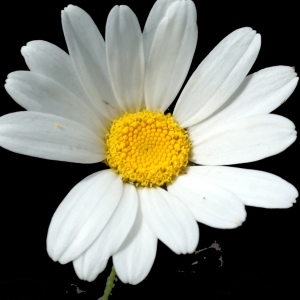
[62,5,122,123]
[190,114,296,165]
[168,171,247,229]
[189,66,298,137]
[20,40,95,111]
[138,186,199,254]
[113,200,157,285]
[5,71,106,137]
[0,111,105,163]
[144,0,197,111]
[174,27,261,128]
[47,170,123,264]
[143,0,177,65]
[187,166,298,208]
[73,184,138,282]
[106,6,144,112]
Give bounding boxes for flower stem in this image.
[102,266,117,300]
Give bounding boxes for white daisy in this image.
[0,0,298,285]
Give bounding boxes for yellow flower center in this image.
[105,110,190,187]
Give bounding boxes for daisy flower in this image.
[0,0,298,285]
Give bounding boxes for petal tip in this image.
[239,27,256,35]
[293,69,298,77]
[6,72,15,79]
[20,45,27,55]
[65,4,75,12]
[235,207,247,227]
[46,248,58,263]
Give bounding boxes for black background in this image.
[1,0,299,299]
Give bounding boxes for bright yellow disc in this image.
[105,110,190,187]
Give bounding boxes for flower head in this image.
[0,0,298,285]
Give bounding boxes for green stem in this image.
[102,266,117,300]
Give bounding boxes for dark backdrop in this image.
[1,1,299,299]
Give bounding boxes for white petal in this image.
[168,172,246,229]
[143,0,177,65]
[21,40,96,112]
[174,27,261,128]
[62,5,123,122]
[138,187,199,254]
[189,66,298,137]
[47,170,123,264]
[5,71,106,137]
[144,0,198,111]
[190,114,296,165]
[106,6,144,112]
[73,183,138,282]
[113,198,157,285]
[0,111,105,163]
[187,166,298,208]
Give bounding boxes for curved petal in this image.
[47,170,123,264]
[62,5,123,122]
[106,5,144,112]
[73,183,138,282]
[20,40,96,112]
[187,166,298,208]
[189,66,298,137]
[143,0,177,65]
[0,111,105,163]
[190,114,296,165]
[167,172,246,229]
[5,71,106,137]
[138,187,199,254]
[174,27,261,128]
[113,197,157,285]
[144,0,198,111]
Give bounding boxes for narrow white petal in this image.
[113,199,157,285]
[189,66,298,137]
[139,187,199,254]
[174,28,261,128]
[191,114,296,165]
[47,170,123,264]
[5,71,106,137]
[21,40,96,111]
[187,166,298,208]
[106,6,144,112]
[62,5,123,122]
[73,184,138,282]
[168,172,246,229]
[143,0,177,65]
[144,0,197,111]
[0,111,105,163]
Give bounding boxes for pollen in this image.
[105,110,191,187]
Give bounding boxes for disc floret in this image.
[106,110,190,187]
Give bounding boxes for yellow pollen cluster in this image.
[105,110,190,187]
